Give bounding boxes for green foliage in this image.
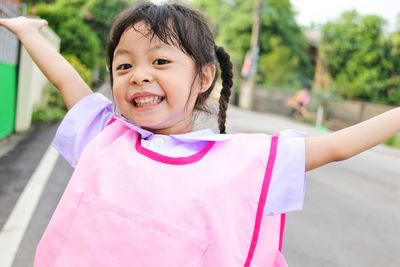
[258,36,300,87]
[194,0,313,88]
[385,133,400,149]
[33,3,73,30]
[24,0,55,5]
[193,0,232,36]
[388,32,400,76]
[31,0,134,82]
[82,0,130,49]
[258,0,312,87]
[321,11,400,105]
[34,1,101,69]
[56,0,87,9]
[32,83,66,122]
[57,19,100,69]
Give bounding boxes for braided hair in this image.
[215,46,233,134]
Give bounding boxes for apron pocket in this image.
[53,192,211,267]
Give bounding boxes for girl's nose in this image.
[129,67,153,85]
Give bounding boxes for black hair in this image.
[107,1,233,134]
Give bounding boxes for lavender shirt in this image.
[54,93,306,215]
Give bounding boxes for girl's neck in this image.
[143,122,194,136]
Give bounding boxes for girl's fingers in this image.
[34,19,48,29]
[0,17,49,33]
[39,19,48,29]
[0,18,11,29]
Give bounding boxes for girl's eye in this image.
[116,64,132,70]
[153,59,169,65]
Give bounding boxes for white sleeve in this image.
[53,93,113,167]
[264,130,307,215]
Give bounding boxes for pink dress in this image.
[34,117,289,266]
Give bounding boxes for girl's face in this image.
[112,22,212,135]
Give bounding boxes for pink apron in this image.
[35,119,288,266]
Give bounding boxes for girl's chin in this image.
[142,124,193,135]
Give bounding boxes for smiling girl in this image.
[0,1,399,266]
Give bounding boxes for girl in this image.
[1,1,399,266]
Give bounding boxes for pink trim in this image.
[279,213,286,252]
[106,117,117,126]
[135,134,215,165]
[244,135,278,267]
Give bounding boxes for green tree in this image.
[321,11,400,104]
[388,30,400,75]
[194,0,312,88]
[258,0,312,87]
[259,36,300,86]
[385,29,400,104]
[193,0,233,37]
[58,19,100,69]
[54,0,87,9]
[33,1,101,69]
[82,0,131,50]
[24,0,55,5]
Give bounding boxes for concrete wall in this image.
[324,100,394,125]
[253,88,397,128]
[15,26,60,132]
[254,89,293,116]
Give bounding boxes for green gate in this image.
[0,2,20,139]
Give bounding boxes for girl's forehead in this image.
[118,25,174,50]
[120,24,158,44]
[115,24,186,58]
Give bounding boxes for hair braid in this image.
[215,46,233,134]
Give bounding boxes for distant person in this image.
[1,2,399,266]
[289,85,311,117]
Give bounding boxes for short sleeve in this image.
[53,93,113,167]
[264,130,307,216]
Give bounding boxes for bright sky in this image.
[291,0,399,31]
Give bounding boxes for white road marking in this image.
[0,144,59,266]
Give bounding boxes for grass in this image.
[384,133,400,149]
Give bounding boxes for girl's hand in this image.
[0,16,92,109]
[0,17,48,36]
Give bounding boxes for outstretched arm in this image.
[0,17,92,109]
[305,107,400,171]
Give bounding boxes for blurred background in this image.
[1,0,400,144]
[0,0,399,266]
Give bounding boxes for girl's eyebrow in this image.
[114,45,170,58]
[147,44,172,52]
[114,48,131,57]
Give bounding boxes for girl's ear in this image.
[199,64,216,93]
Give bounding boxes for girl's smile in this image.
[112,23,204,135]
[131,92,165,108]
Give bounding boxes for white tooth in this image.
[133,96,163,106]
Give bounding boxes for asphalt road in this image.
[1,105,399,267]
